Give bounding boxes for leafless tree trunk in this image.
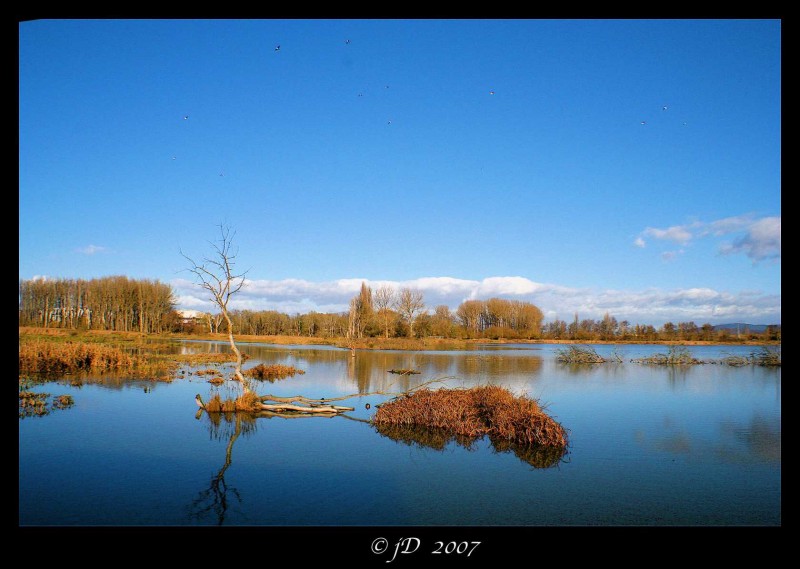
[182,224,250,390]
[374,285,395,339]
[396,288,425,338]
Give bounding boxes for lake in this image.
[19,341,781,526]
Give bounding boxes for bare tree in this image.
[395,288,425,338]
[181,224,249,390]
[373,285,396,339]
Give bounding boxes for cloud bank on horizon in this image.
[173,275,780,326]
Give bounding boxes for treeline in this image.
[194,283,545,340]
[19,276,176,333]
[19,277,780,343]
[541,313,781,342]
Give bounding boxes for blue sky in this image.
[19,19,781,325]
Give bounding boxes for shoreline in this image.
[18,327,781,351]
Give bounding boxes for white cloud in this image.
[719,216,781,262]
[76,244,107,255]
[636,214,781,263]
[643,225,694,245]
[172,275,780,325]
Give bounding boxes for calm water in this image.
[19,341,781,526]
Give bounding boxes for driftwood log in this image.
[195,377,451,419]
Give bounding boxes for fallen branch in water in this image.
[196,376,453,417]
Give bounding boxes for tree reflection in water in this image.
[189,410,258,525]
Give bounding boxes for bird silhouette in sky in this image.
[345,39,351,45]
[490,90,495,95]
[662,105,668,111]
[641,120,646,125]
[183,115,189,120]
[274,45,280,52]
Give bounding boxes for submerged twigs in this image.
[631,345,704,365]
[555,345,606,364]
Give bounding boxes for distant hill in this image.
[712,323,780,333]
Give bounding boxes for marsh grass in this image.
[19,340,137,373]
[203,391,262,413]
[372,385,568,449]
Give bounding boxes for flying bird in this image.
[489,89,495,95]
[183,115,189,120]
[662,105,668,111]
[172,156,176,160]
[345,39,351,45]
[640,120,646,125]
[274,44,280,52]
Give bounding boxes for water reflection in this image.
[374,423,567,469]
[189,410,258,525]
[638,414,781,465]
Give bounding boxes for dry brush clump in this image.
[244,364,305,382]
[632,345,704,365]
[721,346,781,367]
[202,391,263,413]
[372,385,568,449]
[19,340,137,374]
[555,345,607,364]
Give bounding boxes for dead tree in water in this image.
[182,224,250,390]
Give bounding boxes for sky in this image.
[19,19,781,325]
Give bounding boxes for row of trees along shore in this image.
[19,277,780,342]
[18,276,176,333]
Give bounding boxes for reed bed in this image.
[631,345,704,365]
[19,340,137,374]
[244,364,305,382]
[555,345,607,364]
[372,385,568,449]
